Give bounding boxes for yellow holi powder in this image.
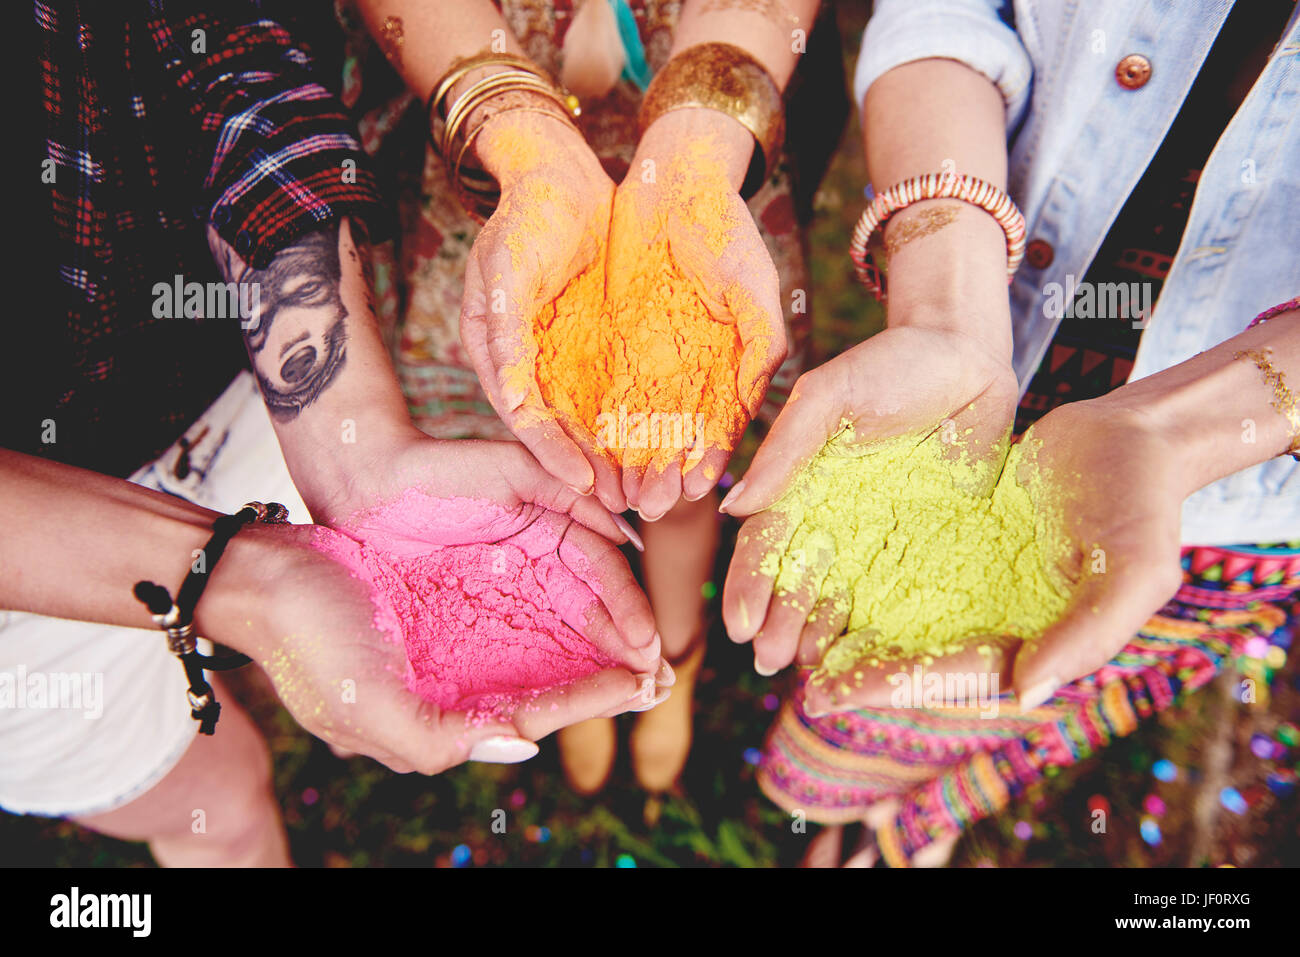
[758,424,1076,668]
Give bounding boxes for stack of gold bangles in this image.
[428,51,582,221]
[429,41,786,220]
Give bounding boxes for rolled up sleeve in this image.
[151,7,385,268]
[854,0,1033,135]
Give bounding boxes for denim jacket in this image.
[856,0,1300,545]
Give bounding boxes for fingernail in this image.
[1018,675,1060,712]
[717,480,747,514]
[656,658,676,687]
[612,514,644,551]
[755,660,779,677]
[569,483,594,497]
[631,675,656,704]
[631,687,672,711]
[736,598,750,634]
[468,736,539,764]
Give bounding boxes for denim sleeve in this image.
[854,0,1033,136]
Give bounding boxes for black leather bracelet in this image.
[133,501,289,734]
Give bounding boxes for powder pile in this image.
[531,240,744,473]
[311,490,617,719]
[756,425,1076,670]
[515,137,757,477]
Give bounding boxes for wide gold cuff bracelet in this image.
[638,42,785,198]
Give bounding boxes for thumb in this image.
[1012,556,1181,710]
[727,269,787,418]
[718,373,842,516]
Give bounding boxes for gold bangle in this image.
[453,106,578,223]
[428,52,581,154]
[638,42,785,197]
[430,51,548,120]
[442,71,567,158]
[454,91,578,196]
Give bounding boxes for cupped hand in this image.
[794,396,1186,717]
[720,324,1019,677]
[460,109,620,502]
[209,522,660,775]
[824,395,1184,715]
[308,431,662,678]
[603,109,787,519]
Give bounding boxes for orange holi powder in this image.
[532,240,744,473]
[481,124,761,477]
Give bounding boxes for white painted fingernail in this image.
[656,658,676,687]
[612,514,644,551]
[755,660,779,677]
[468,736,539,764]
[1018,676,1060,712]
[639,675,656,701]
[718,480,747,514]
[631,687,672,711]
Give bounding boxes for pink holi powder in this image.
[311,489,617,721]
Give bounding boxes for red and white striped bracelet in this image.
[849,173,1027,299]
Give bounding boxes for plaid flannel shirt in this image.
[24,0,383,476]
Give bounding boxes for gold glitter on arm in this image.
[1234,347,1300,457]
[882,202,963,260]
[696,0,800,27]
[379,15,405,69]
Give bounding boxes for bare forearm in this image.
[356,0,525,100]
[0,450,284,645]
[1101,311,1300,495]
[863,59,1013,355]
[674,0,819,89]
[208,218,415,519]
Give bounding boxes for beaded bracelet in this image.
[1247,296,1300,329]
[849,173,1027,299]
[133,501,289,734]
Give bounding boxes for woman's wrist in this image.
[194,521,314,659]
[1092,315,1300,498]
[638,108,755,194]
[882,203,1016,362]
[475,102,602,186]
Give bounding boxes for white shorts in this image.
[0,372,306,817]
